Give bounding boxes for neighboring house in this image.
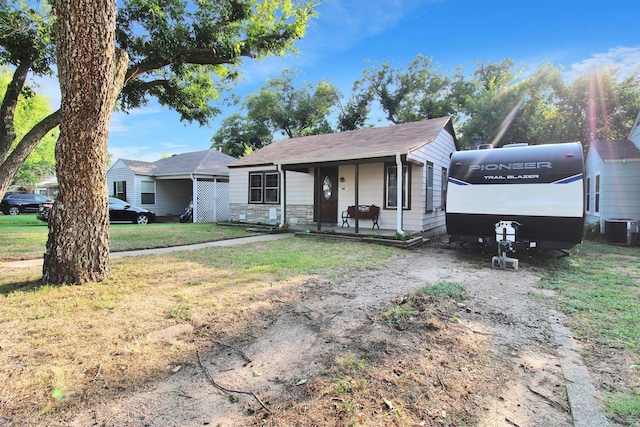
[584,111,640,232]
[106,149,236,222]
[4,176,59,198]
[228,117,458,235]
[33,176,59,198]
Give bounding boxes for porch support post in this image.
[213,179,218,222]
[190,174,198,223]
[354,163,360,234]
[395,153,405,235]
[315,167,321,231]
[278,165,286,227]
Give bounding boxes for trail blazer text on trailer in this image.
[483,174,540,180]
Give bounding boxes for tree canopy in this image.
[0,0,320,198]
[212,69,339,155]
[213,55,640,153]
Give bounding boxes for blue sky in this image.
[36,0,640,162]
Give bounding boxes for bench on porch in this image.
[341,205,380,229]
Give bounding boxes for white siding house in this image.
[585,112,640,232]
[228,117,458,236]
[106,150,236,222]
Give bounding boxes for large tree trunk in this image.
[42,0,125,285]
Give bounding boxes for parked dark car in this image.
[1,193,54,215]
[108,197,155,224]
[37,197,156,225]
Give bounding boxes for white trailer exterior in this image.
[446,142,585,251]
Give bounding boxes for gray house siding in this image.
[585,140,640,233]
[107,160,137,203]
[600,161,640,226]
[409,127,457,235]
[584,147,604,226]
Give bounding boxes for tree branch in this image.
[0,61,31,161]
[0,109,60,198]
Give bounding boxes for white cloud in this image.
[567,46,640,81]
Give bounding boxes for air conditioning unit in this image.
[604,219,639,246]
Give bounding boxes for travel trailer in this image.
[446,142,585,255]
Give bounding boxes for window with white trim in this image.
[384,163,410,209]
[249,171,280,204]
[140,181,155,204]
[114,180,126,200]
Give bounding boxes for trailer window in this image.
[384,163,410,209]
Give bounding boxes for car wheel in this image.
[135,214,149,225]
[8,206,20,215]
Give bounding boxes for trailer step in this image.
[492,255,519,271]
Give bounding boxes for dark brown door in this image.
[318,167,338,223]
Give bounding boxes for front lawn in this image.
[0,214,257,261]
[0,239,399,424]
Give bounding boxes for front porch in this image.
[292,224,428,248]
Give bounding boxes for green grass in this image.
[537,241,640,352]
[0,213,255,261]
[537,240,640,424]
[603,392,640,425]
[420,280,467,301]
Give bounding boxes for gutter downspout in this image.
[395,153,405,236]
[190,173,197,223]
[277,164,286,228]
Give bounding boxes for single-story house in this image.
[228,116,458,235]
[106,149,236,222]
[585,112,640,233]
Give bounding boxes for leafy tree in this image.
[555,67,640,143]
[336,84,373,131]
[357,54,455,125]
[211,113,272,157]
[457,61,640,149]
[0,0,320,284]
[0,67,56,184]
[244,69,340,138]
[212,69,339,154]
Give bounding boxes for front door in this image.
[317,167,338,224]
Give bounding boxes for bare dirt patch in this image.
[43,243,609,426]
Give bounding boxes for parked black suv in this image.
[1,193,54,215]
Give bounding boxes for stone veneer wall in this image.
[230,203,314,225]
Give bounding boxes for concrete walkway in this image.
[1,233,294,269]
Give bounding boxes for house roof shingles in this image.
[591,139,640,161]
[230,116,455,168]
[122,149,236,176]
